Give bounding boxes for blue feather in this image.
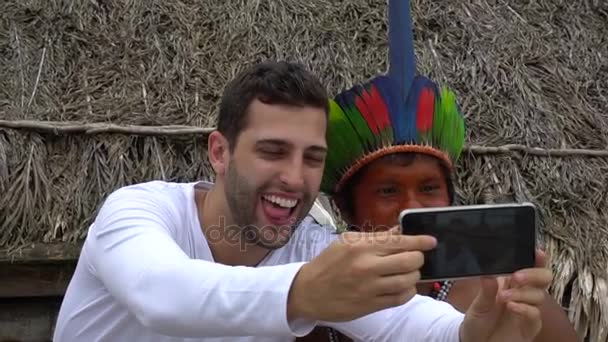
[404,76,438,119]
[388,0,416,98]
[371,76,415,144]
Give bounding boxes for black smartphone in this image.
[399,203,537,281]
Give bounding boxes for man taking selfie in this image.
[53,60,553,342]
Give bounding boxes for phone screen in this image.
[401,205,536,280]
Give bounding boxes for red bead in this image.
[433,282,441,291]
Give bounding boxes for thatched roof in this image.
[1,0,607,340]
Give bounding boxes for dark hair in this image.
[217,60,329,150]
[336,152,455,222]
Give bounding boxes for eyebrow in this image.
[373,174,443,186]
[255,139,287,147]
[255,139,327,153]
[307,145,328,154]
[420,175,444,182]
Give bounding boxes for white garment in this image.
[53,181,464,342]
[308,198,338,230]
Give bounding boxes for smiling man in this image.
[53,60,553,342]
[219,99,326,251]
[198,69,329,265]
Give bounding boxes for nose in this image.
[278,156,305,190]
[401,193,424,210]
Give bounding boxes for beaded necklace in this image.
[430,280,454,302]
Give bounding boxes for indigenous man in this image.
[298,0,578,341]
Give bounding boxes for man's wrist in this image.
[286,263,315,323]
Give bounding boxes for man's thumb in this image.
[469,277,499,315]
[460,277,500,342]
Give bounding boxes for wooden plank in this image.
[0,297,61,342]
[0,263,76,298]
[0,242,82,263]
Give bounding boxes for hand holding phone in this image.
[288,229,437,322]
[399,203,537,281]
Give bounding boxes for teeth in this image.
[263,195,298,208]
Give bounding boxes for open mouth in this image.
[260,194,299,225]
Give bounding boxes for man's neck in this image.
[195,186,270,267]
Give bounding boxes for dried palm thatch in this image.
[0,0,607,340]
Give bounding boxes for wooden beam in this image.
[0,243,81,297]
[0,263,76,298]
[0,242,83,263]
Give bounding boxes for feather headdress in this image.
[320,0,465,195]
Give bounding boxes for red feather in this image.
[416,87,435,132]
[367,85,391,130]
[354,92,379,135]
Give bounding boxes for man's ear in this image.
[208,131,230,177]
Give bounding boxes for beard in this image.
[223,160,315,250]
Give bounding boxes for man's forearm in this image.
[533,292,580,342]
[324,295,464,342]
[122,259,313,337]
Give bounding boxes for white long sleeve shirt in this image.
[53,181,464,342]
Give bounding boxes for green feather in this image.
[321,100,364,192]
[431,94,446,150]
[341,101,376,152]
[435,87,464,160]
